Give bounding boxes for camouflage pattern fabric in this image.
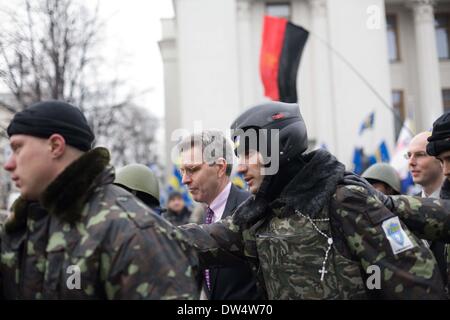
[180,149,446,299]
[389,193,450,296]
[389,196,450,243]
[333,185,445,299]
[181,188,446,299]
[0,147,199,299]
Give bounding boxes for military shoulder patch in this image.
[382,216,415,255]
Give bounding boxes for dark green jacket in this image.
[162,207,192,227]
[0,147,199,299]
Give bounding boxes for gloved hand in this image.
[341,171,394,211]
[341,171,371,188]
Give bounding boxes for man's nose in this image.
[237,163,247,174]
[181,173,191,185]
[3,154,15,172]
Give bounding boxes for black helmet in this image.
[427,111,450,156]
[230,101,308,165]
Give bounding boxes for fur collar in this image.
[233,149,345,226]
[273,149,345,217]
[5,147,112,233]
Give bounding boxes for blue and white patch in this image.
[382,216,414,254]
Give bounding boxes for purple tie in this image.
[204,207,214,291]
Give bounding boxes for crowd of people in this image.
[0,99,449,300]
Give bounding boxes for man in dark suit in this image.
[178,130,262,300]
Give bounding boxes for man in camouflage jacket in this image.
[1,101,199,299]
[180,102,446,299]
[382,184,450,296]
[352,111,450,296]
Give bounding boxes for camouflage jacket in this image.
[180,149,446,299]
[387,179,450,295]
[0,147,199,299]
[386,182,450,243]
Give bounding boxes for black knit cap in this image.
[7,100,95,151]
[427,111,450,156]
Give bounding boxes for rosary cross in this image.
[319,267,328,281]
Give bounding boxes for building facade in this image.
[159,0,449,178]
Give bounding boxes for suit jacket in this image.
[206,184,262,300]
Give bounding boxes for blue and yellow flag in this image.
[359,112,375,135]
[168,165,182,190]
[167,164,192,207]
[369,140,390,163]
[231,172,247,190]
[352,112,391,174]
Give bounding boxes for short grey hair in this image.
[177,130,234,176]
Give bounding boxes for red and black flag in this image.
[260,16,309,103]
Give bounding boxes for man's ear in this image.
[216,158,227,177]
[48,134,66,158]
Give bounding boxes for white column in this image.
[159,17,179,180]
[176,0,240,132]
[409,0,443,129]
[236,0,254,108]
[308,0,337,153]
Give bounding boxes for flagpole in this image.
[307,31,414,137]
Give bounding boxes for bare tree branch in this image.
[0,0,159,169]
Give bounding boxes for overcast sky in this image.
[96,0,174,162]
[98,0,174,119]
[0,0,174,119]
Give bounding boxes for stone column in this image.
[409,0,443,129]
[308,0,337,152]
[236,0,254,108]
